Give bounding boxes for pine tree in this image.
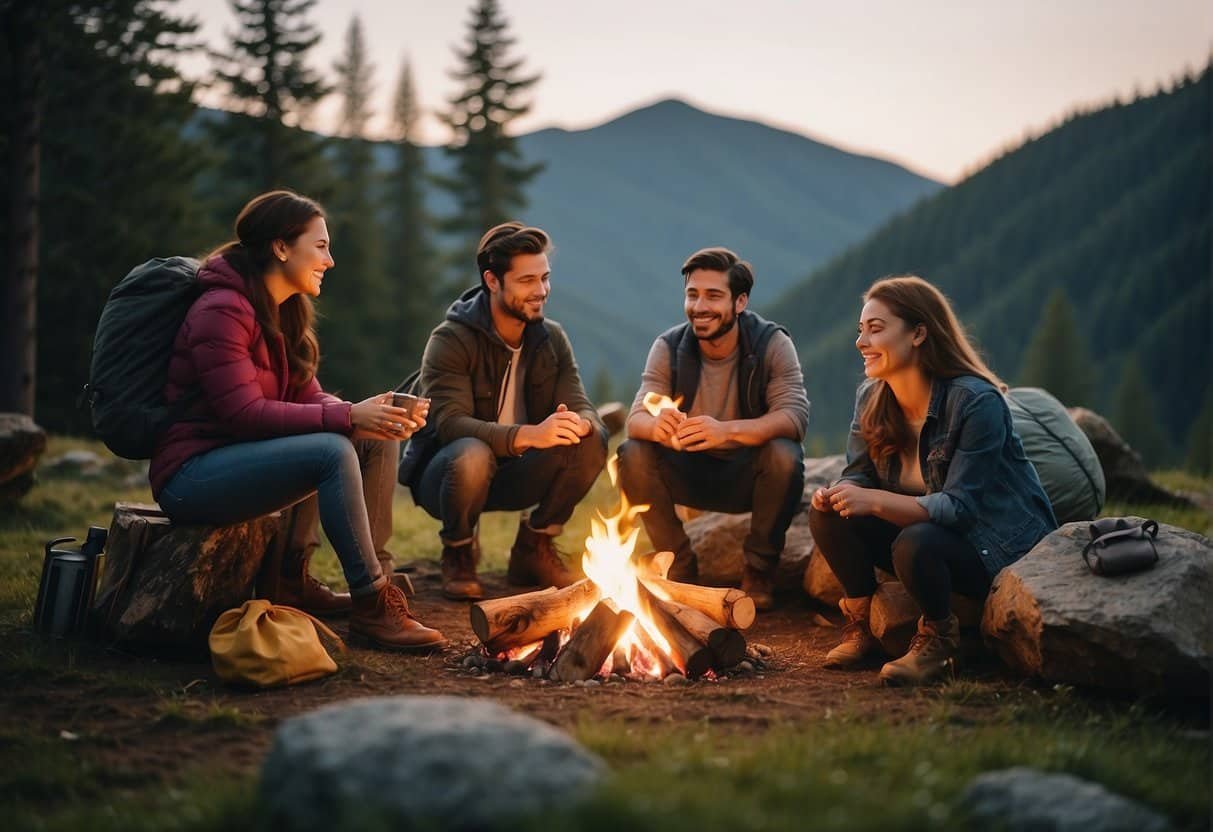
[436,0,544,276]
[317,14,385,397]
[1,1,203,428]
[1111,355,1171,469]
[1184,386,1212,475]
[207,0,332,212]
[383,56,441,373]
[1016,288,1095,407]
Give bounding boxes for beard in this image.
[503,293,545,324]
[691,308,737,342]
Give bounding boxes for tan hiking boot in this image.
[824,596,882,669]
[349,582,447,652]
[741,564,775,611]
[441,543,484,600]
[276,555,352,617]
[507,521,577,588]
[879,614,960,686]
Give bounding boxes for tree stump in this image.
[92,502,282,649]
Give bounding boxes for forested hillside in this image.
[770,70,1210,466]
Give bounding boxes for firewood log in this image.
[639,576,756,630]
[658,599,746,669]
[635,550,674,579]
[469,579,600,652]
[636,581,715,678]
[549,601,635,682]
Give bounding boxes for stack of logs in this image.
[469,552,756,681]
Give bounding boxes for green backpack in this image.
[83,257,202,459]
[1007,387,1106,524]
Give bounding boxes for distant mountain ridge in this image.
[346,97,939,386]
[768,71,1210,458]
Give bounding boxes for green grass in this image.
[2,436,1210,830]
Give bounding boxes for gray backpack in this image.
[1007,387,1106,523]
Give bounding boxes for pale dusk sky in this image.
[176,0,1212,183]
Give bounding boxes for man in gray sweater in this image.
[617,248,809,610]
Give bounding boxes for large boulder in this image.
[960,767,1172,832]
[0,413,46,502]
[260,696,606,831]
[982,519,1211,695]
[687,455,846,590]
[802,547,845,607]
[1067,407,1191,506]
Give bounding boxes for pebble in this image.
[753,643,774,657]
[508,679,526,688]
[584,679,600,688]
[462,654,484,670]
[736,660,755,674]
[662,673,690,686]
[608,674,625,684]
[503,660,527,676]
[573,679,586,688]
[531,665,546,679]
[484,659,505,673]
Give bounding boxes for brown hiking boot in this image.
[823,596,882,669]
[507,522,577,588]
[441,543,484,600]
[879,614,960,686]
[349,582,447,652]
[667,543,699,584]
[740,563,775,611]
[275,555,352,617]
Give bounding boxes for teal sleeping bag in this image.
[1007,387,1106,523]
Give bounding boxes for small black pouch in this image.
[1081,518,1159,576]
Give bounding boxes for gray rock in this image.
[260,696,606,831]
[960,767,1172,832]
[597,401,628,437]
[687,455,846,590]
[1068,408,1193,507]
[0,413,46,502]
[802,454,847,489]
[44,449,105,472]
[982,520,1211,695]
[802,546,845,607]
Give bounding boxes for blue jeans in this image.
[158,434,386,595]
[411,435,607,545]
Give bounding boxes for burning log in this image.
[549,601,635,682]
[633,621,676,678]
[640,577,756,630]
[635,550,674,580]
[636,581,715,678]
[659,600,747,670]
[470,579,600,652]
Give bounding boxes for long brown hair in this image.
[859,275,1005,460]
[206,190,323,387]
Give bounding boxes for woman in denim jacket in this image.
[809,275,1056,685]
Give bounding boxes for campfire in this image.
[468,456,757,682]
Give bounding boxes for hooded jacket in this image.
[399,286,603,487]
[148,255,352,497]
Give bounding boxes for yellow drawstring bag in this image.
[209,600,346,688]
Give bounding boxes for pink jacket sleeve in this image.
[187,293,352,437]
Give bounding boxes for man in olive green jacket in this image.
[399,222,607,600]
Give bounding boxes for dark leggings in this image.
[808,508,991,620]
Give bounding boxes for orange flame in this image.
[578,454,673,675]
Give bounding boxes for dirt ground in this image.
[3,565,1053,791]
